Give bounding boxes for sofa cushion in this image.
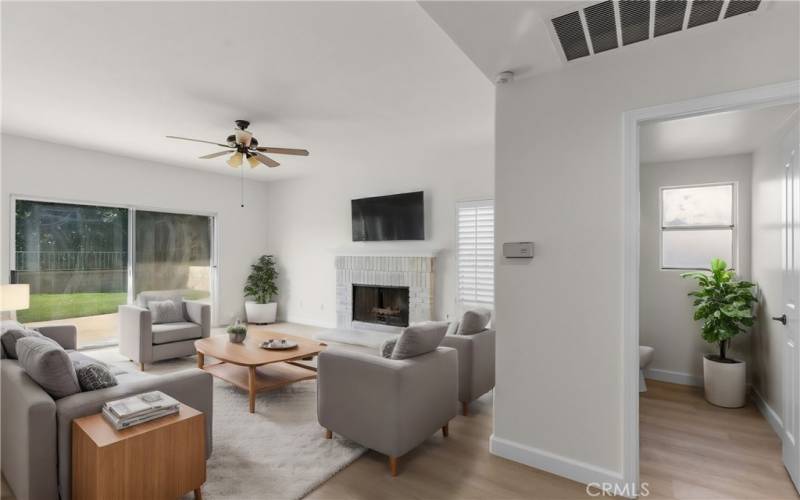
[137,291,183,309]
[148,299,185,324]
[391,321,448,360]
[1,326,51,359]
[151,322,202,345]
[16,337,81,399]
[72,359,118,391]
[457,308,492,335]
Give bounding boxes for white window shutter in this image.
[457,200,494,305]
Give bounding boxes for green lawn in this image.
[17,290,210,323]
[18,292,128,323]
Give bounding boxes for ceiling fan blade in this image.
[199,150,234,159]
[166,135,231,148]
[254,153,280,168]
[255,147,309,156]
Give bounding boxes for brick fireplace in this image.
[335,255,434,330]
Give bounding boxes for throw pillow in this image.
[72,359,118,391]
[16,336,81,399]
[457,308,492,335]
[380,337,398,358]
[148,299,184,324]
[445,321,460,336]
[1,320,25,334]
[391,321,448,360]
[1,327,47,359]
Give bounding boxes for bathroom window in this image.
[660,183,735,270]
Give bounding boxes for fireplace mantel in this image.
[331,245,441,258]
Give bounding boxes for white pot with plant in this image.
[244,255,279,324]
[682,258,756,408]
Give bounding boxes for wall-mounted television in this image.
[351,191,424,241]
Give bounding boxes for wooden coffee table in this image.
[195,331,326,413]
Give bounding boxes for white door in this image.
[781,118,800,491]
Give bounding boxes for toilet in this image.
[640,346,655,392]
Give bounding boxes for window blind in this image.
[457,200,494,305]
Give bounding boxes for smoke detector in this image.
[495,71,515,85]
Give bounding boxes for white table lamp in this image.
[0,284,30,312]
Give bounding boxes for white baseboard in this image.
[645,368,703,387]
[751,387,784,438]
[490,435,631,496]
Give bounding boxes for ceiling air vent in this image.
[688,0,724,28]
[551,0,763,62]
[584,1,619,54]
[725,0,761,18]
[619,0,651,46]
[552,11,591,61]
[654,0,688,37]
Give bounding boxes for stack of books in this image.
[102,391,180,430]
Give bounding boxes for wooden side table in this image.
[72,403,206,500]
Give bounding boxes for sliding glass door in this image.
[134,210,213,303]
[12,199,215,348]
[14,200,129,346]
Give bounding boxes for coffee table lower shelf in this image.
[201,361,317,413]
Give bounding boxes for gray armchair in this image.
[317,346,458,476]
[1,323,214,500]
[119,293,210,370]
[440,328,495,416]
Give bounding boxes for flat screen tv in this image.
[351,191,424,241]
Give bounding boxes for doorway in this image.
[622,81,800,494]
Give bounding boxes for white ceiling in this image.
[420,1,585,81]
[1,1,493,181]
[640,104,800,164]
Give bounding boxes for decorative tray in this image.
[260,339,299,350]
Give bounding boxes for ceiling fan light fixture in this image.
[247,154,260,168]
[235,129,253,147]
[227,152,243,168]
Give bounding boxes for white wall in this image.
[493,1,799,482]
[261,140,493,327]
[1,134,271,325]
[751,110,800,419]
[639,155,752,386]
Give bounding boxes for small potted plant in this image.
[682,258,756,408]
[244,255,279,324]
[227,320,247,344]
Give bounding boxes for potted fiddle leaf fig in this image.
[244,255,279,324]
[682,258,756,408]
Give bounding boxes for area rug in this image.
[86,350,365,500]
[204,379,365,500]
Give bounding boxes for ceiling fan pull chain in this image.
[240,161,245,208]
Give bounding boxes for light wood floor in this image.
[2,323,797,499]
[640,380,797,499]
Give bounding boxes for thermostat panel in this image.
[503,242,533,259]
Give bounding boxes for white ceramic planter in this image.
[703,355,746,408]
[245,301,277,324]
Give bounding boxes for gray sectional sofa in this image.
[0,322,213,500]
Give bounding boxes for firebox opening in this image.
[352,284,410,327]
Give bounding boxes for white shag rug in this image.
[203,379,365,500]
[85,350,365,500]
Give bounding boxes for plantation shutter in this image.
[457,200,494,305]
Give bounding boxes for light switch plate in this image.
[503,242,534,258]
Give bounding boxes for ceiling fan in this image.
[166,120,309,169]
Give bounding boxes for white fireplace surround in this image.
[335,255,435,330]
